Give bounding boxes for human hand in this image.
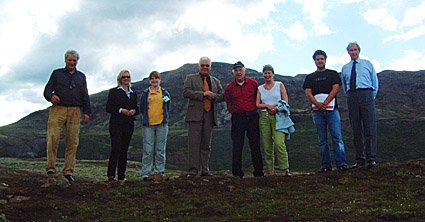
[82,114,90,123]
[268,105,277,115]
[128,109,136,116]
[51,95,60,104]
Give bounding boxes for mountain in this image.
[1,63,425,170]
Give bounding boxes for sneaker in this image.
[283,171,292,177]
[319,167,332,173]
[64,175,75,182]
[337,165,349,171]
[107,176,116,181]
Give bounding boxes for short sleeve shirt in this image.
[302,69,342,109]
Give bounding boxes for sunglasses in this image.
[121,76,131,79]
[69,79,76,89]
[200,64,210,68]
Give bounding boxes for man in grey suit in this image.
[183,56,224,177]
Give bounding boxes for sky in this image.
[0,0,425,126]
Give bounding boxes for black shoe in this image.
[47,170,55,175]
[367,161,377,168]
[108,176,116,181]
[200,172,213,177]
[319,167,332,173]
[283,171,292,177]
[351,162,366,169]
[337,165,349,171]
[186,173,196,178]
[253,172,264,177]
[64,175,75,182]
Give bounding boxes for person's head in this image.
[232,61,246,82]
[262,64,274,82]
[148,71,161,88]
[312,50,327,70]
[198,56,212,76]
[64,50,79,71]
[116,70,131,87]
[346,42,361,60]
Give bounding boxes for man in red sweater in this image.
[224,61,264,178]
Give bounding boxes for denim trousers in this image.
[259,112,289,172]
[141,124,168,177]
[46,105,81,175]
[312,109,348,169]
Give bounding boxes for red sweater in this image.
[224,77,258,113]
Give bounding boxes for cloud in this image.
[400,1,425,27]
[0,0,283,126]
[362,8,400,31]
[0,0,80,77]
[295,0,335,35]
[386,49,425,71]
[282,21,308,42]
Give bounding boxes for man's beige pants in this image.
[46,105,81,175]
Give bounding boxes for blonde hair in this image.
[116,70,131,86]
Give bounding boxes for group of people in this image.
[43,41,378,182]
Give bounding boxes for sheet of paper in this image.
[311,93,335,111]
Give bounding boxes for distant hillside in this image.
[1,63,425,170]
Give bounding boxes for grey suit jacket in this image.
[183,73,223,125]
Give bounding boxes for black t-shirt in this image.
[302,69,342,109]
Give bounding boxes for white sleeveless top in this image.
[258,81,282,112]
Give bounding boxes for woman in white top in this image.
[256,64,291,177]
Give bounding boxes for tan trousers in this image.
[46,105,81,175]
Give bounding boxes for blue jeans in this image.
[312,109,348,169]
[141,124,168,178]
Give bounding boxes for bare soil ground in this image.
[1,158,425,221]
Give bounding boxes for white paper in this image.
[311,93,335,111]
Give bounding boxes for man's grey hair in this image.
[346,42,361,52]
[198,56,211,66]
[64,50,80,60]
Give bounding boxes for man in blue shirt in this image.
[341,42,379,169]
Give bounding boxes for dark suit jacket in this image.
[183,73,223,125]
[106,87,139,126]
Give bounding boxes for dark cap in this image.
[262,64,274,73]
[233,61,245,69]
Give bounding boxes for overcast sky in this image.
[1,0,425,126]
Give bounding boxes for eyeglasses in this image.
[121,76,131,79]
[69,79,76,89]
[200,64,210,68]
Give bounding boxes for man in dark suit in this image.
[183,56,223,177]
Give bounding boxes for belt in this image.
[349,88,373,92]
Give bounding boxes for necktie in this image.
[350,61,357,91]
[203,77,211,112]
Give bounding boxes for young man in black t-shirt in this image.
[302,50,348,172]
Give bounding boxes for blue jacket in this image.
[140,87,171,126]
[276,100,295,139]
